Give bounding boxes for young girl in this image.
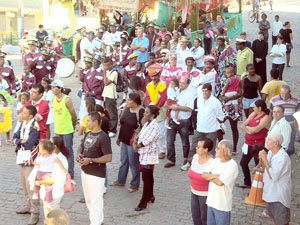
[21,65,36,92]
[14,92,30,133]
[32,139,67,210]
[221,66,240,120]
[0,91,13,145]
[41,78,54,139]
[166,78,180,129]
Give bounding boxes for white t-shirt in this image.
[36,153,57,172]
[206,158,239,212]
[0,79,9,91]
[80,37,94,62]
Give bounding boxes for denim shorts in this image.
[242,97,260,109]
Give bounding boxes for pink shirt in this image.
[161,65,183,86]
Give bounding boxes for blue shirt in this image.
[132,36,149,63]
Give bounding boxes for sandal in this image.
[235,183,251,189]
[128,187,138,193]
[258,209,270,219]
[109,181,124,187]
[6,140,13,146]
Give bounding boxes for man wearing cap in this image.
[52,79,77,178]
[118,34,132,70]
[106,22,122,47]
[146,24,160,52]
[124,54,138,80]
[53,32,64,63]
[30,47,57,83]
[236,38,253,76]
[131,27,149,65]
[158,24,172,40]
[80,31,95,67]
[0,52,16,95]
[92,28,105,53]
[145,64,168,159]
[176,37,192,70]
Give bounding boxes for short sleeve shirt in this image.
[132,36,149,63]
[81,131,112,178]
[102,70,118,99]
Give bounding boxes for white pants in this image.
[157,120,166,153]
[82,171,105,225]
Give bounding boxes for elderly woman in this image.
[188,138,215,225]
[161,54,183,86]
[134,105,160,211]
[111,93,144,193]
[237,100,271,188]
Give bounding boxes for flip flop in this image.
[128,187,138,193]
[109,181,124,187]
[258,209,270,219]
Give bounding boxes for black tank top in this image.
[243,77,259,99]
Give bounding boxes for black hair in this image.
[130,75,142,91]
[85,97,96,113]
[38,24,44,29]
[164,34,172,39]
[128,92,142,106]
[95,104,110,120]
[147,105,160,118]
[149,52,156,58]
[194,38,203,47]
[41,77,51,85]
[51,136,69,158]
[32,83,44,94]
[240,32,246,36]
[199,138,214,152]
[258,31,264,36]
[170,77,179,87]
[25,105,37,117]
[270,68,280,79]
[6,60,12,66]
[62,88,71,95]
[246,64,255,71]
[283,21,290,27]
[40,139,55,154]
[185,56,195,64]
[254,99,270,114]
[88,111,102,126]
[251,144,268,159]
[202,83,212,91]
[103,57,113,64]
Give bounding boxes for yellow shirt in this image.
[236,47,253,76]
[261,80,287,106]
[102,70,118,99]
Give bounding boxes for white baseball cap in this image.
[50,80,64,88]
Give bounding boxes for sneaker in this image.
[108,132,116,138]
[180,162,191,171]
[173,119,181,125]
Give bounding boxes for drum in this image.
[55,58,75,78]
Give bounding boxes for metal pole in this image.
[17,0,24,39]
[239,0,242,13]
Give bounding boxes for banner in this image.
[93,0,139,12]
[223,13,243,39]
[155,2,175,29]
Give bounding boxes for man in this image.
[182,83,225,170]
[117,34,132,70]
[92,28,105,53]
[252,31,268,85]
[202,140,239,225]
[164,77,194,168]
[23,40,42,66]
[176,37,192,70]
[271,15,283,46]
[19,31,29,55]
[146,23,160,52]
[158,24,172,40]
[269,106,291,150]
[259,133,291,225]
[13,105,40,225]
[259,13,271,42]
[145,64,167,159]
[53,32,64,63]
[236,38,253,76]
[269,85,300,155]
[31,48,56,83]
[105,22,122,47]
[102,57,118,138]
[73,26,83,61]
[161,54,183,86]
[36,24,48,48]
[76,112,112,225]
[45,209,69,225]
[261,68,286,106]
[238,32,252,49]
[51,80,77,178]
[22,84,50,140]
[131,27,149,64]
[0,51,16,95]
[80,31,95,67]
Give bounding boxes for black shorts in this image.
[285,43,292,53]
[266,202,290,225]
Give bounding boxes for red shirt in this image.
[245,113,268,146]
[22,99,50,140]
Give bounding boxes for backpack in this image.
[113,70,128,93]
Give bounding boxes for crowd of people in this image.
[0,10,296,225]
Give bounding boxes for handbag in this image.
[64,172,75,193]
[16,147,31,165]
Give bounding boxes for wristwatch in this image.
[89,158,93,164]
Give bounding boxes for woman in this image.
[113,11,124,29]
[111,93,144,193]
[183,22,192,39]
[135,105,160,211]
[39,136,68,218]
[152,38,162,54]
[270,36,286,80]
[95,104,110,135]
[241,64,262,118]
[279,21,293,67]
[237,100,271,188]
[188,138,215,225]
[191,38,205,70]
[130,75,147,104]
[78,97,96,136]
[41,77,54,139]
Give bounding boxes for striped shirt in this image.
[269,94,300,123]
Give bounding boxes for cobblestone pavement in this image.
[1,1,300,224]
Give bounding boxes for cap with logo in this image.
[84,56,93,63]
[27,39,37,46]
[236,38,246,43]
[147,64,162,76]
[96,28,104,33]
[41,48,52,56]
[120,34,128,40]
[109,22,116,27]
[93,52,102,61]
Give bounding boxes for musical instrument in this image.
[55,58,75,78]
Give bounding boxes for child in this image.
[0,91,13,145]
[32,139,67,210]
[136,62,147,91]
[221,66,240,120]
[203,21,214,55]
[21,65,36,92]
[166,78,180,129]
[14,92,30,133]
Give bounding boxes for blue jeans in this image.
[191,192,207,225]
[207,206,231,225]
[57,133,74,178]
[166,119,190,163]
[117,142,140,189]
